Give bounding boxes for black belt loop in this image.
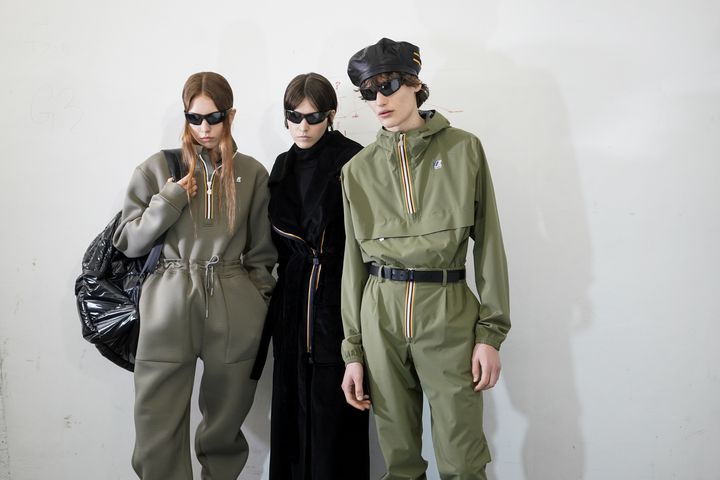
[368,264,465,284]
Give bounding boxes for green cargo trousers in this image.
[361,276,490,480]
[132,258,267,480]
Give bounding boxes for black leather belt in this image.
[368,264,465,283]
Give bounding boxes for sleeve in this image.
[471,142,511,349]
[113,163,189,258]
[339,171,368,365]
[243,168,277,303]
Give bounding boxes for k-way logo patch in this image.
[433,159,443,170]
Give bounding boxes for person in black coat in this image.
[251,72,369,480]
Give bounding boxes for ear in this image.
[328,109,336,124]
[228,108,237,123]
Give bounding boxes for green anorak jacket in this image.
[340,111,510,365]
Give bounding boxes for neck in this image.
[391,111,425,134]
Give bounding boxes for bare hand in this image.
[341,362,371,411]
[174,175,198,197]
[472,343,501,391]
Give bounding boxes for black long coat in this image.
[252,131,369,480]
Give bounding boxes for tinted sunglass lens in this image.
[306,112,327,125]
[206,112,225,125]
[379,78,401,96]
[285,110,302,124]
[360,88,377,101]
[185,113,202,125]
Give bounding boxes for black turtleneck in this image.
[291,131,329,219]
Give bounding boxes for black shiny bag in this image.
[74,150,182,371]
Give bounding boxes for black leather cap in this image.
[347,38,421,86]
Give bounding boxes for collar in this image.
[192,138,239,163]
[375,110,450,156]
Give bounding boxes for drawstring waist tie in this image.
[158,256,244,317]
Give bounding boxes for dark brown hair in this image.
[283,73,338,127]
[181,72,237,230]
[360,72,430,107]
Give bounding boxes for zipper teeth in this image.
[308,229,326,351]
[273,225,327,354]
[306,266,317,351]
[317,230,326,287]
[272,225,306,243]
[397,135,416,215]
[199,156,222,221]
[315,230,326,290]
[404,280,415,337]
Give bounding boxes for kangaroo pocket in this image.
[136,270,196,363]
[219,270,268,363]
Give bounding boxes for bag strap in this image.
[162,148,184,181]
[139,149,186,275]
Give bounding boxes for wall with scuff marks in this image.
[0,1,719,479]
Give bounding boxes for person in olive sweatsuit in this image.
[251,73,369,480]
[113,72,276,480]
[340,39,511,480]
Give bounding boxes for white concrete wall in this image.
[0,1,718,479]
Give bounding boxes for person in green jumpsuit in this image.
[114,72,276,479]
[339,38,511,480]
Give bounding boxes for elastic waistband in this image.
[158,257,244,273]
[368,264,465,283]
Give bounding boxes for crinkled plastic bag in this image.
[75,212,146,371]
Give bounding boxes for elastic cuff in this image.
[341,341,365,366]
[474,330,504,351]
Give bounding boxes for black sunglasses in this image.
[184,110,227,125]
[359,78,402,101]
[285,110,331,125]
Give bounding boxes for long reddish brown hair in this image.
[181,72,237,230]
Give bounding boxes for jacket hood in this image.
[375,110,451,158]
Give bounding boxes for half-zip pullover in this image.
[113,143,276,300]
[340,110,510,364]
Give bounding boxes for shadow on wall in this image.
[416,1,593,479]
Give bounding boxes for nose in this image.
[375,91,388,105]
[199,119,211,132]
[298,119,310,131]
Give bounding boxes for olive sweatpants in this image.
[132,259,267,480]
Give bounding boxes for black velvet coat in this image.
[252,131,369,480]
